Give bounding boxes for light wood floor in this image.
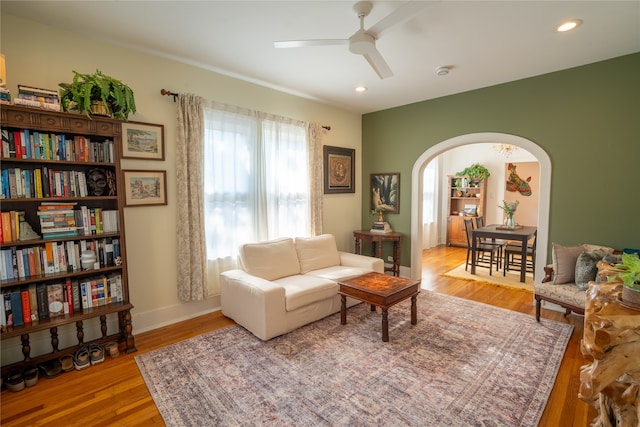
[1,245,594,426]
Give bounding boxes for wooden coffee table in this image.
[337,272,420,342]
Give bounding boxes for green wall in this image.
[362,53,640,267]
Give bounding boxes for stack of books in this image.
[370,221,392,233]
[37,202,78,239]
[13,85,61,111]
[0,87,11,105]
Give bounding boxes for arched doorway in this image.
[410,133,551,281]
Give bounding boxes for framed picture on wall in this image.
[121,121,165,160]
[370,173,400,214]
[323,145,355,194]
[122,169,167,207]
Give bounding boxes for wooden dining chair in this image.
[475,216,507,269]
[503,231,537,278]
[464,218,501,275]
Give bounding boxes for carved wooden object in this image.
[580,281,640,427]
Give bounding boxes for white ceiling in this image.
[3,1,639,114]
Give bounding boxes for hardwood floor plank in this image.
[1,245,594,426]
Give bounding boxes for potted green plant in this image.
[456,163,491,183]
[59,69,136,120]
[610,253,640,309]
[454,178,464,196]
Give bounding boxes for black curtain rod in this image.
[160,88,331,131]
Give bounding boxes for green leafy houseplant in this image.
[456,163,491,182]
[610,253,640,290]
[59,70,136,120]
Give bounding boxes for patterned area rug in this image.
[135,291,573,426]
[442,263,534,292]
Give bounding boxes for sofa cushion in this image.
[305,265,371,282]
[295,234,341,274]
[535,282,586,309]
[239,237,300,281]
[274,274,338,311]
[575,249,609,291]
[552,243,586,284]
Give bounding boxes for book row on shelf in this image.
[1,127,115,163]
[0,237,122,281]
[1,205,119,243]
[11,85,61,112]
[1,272,124,329]
[0,166,112,199]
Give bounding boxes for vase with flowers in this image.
[498,200,519,228]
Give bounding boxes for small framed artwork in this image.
[121,121,165,160]
[370,173,400,214]
[122,170,167,207]
[323,145,355,194]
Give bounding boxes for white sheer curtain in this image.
[422,158,441,249]
[202,100,312,295]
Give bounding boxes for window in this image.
[202,105,310,262]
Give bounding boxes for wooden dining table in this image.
[471,224,538,282]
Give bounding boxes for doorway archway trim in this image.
[410,132,551,282]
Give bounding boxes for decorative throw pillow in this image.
[552,243,586,284]
[574,249,608,290]
[602,253,622,265]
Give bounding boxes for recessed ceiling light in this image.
[557,19,583,32]
[355,86,367,92]
[435,66,450,76]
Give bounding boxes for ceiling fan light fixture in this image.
[349,31,375,55]
[557,19,583,32]
[435,66,450,76]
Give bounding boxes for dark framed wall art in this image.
[323,145,355,194]
[122,169,167,207]
[121,121,165,160]
[370,173,400,214]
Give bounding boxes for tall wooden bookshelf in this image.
[0,104,136,378]
[446,175,487,247]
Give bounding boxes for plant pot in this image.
[90,100,112,117]
[621,285,640,310]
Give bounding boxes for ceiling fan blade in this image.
[362,47,393,79]
[274,39,348,48]
[367,1,430,38]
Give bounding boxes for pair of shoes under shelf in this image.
[5,365,39,392]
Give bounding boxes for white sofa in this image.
[220,234,384,340]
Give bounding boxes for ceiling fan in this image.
[273,1,429,80]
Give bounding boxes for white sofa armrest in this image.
[220,269,287,340]
[338,251,384,273]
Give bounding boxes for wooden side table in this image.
[579,281,640,427]
[338,272,420,342]
[353,230,402,276]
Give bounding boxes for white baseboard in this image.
[133,295,222,334]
